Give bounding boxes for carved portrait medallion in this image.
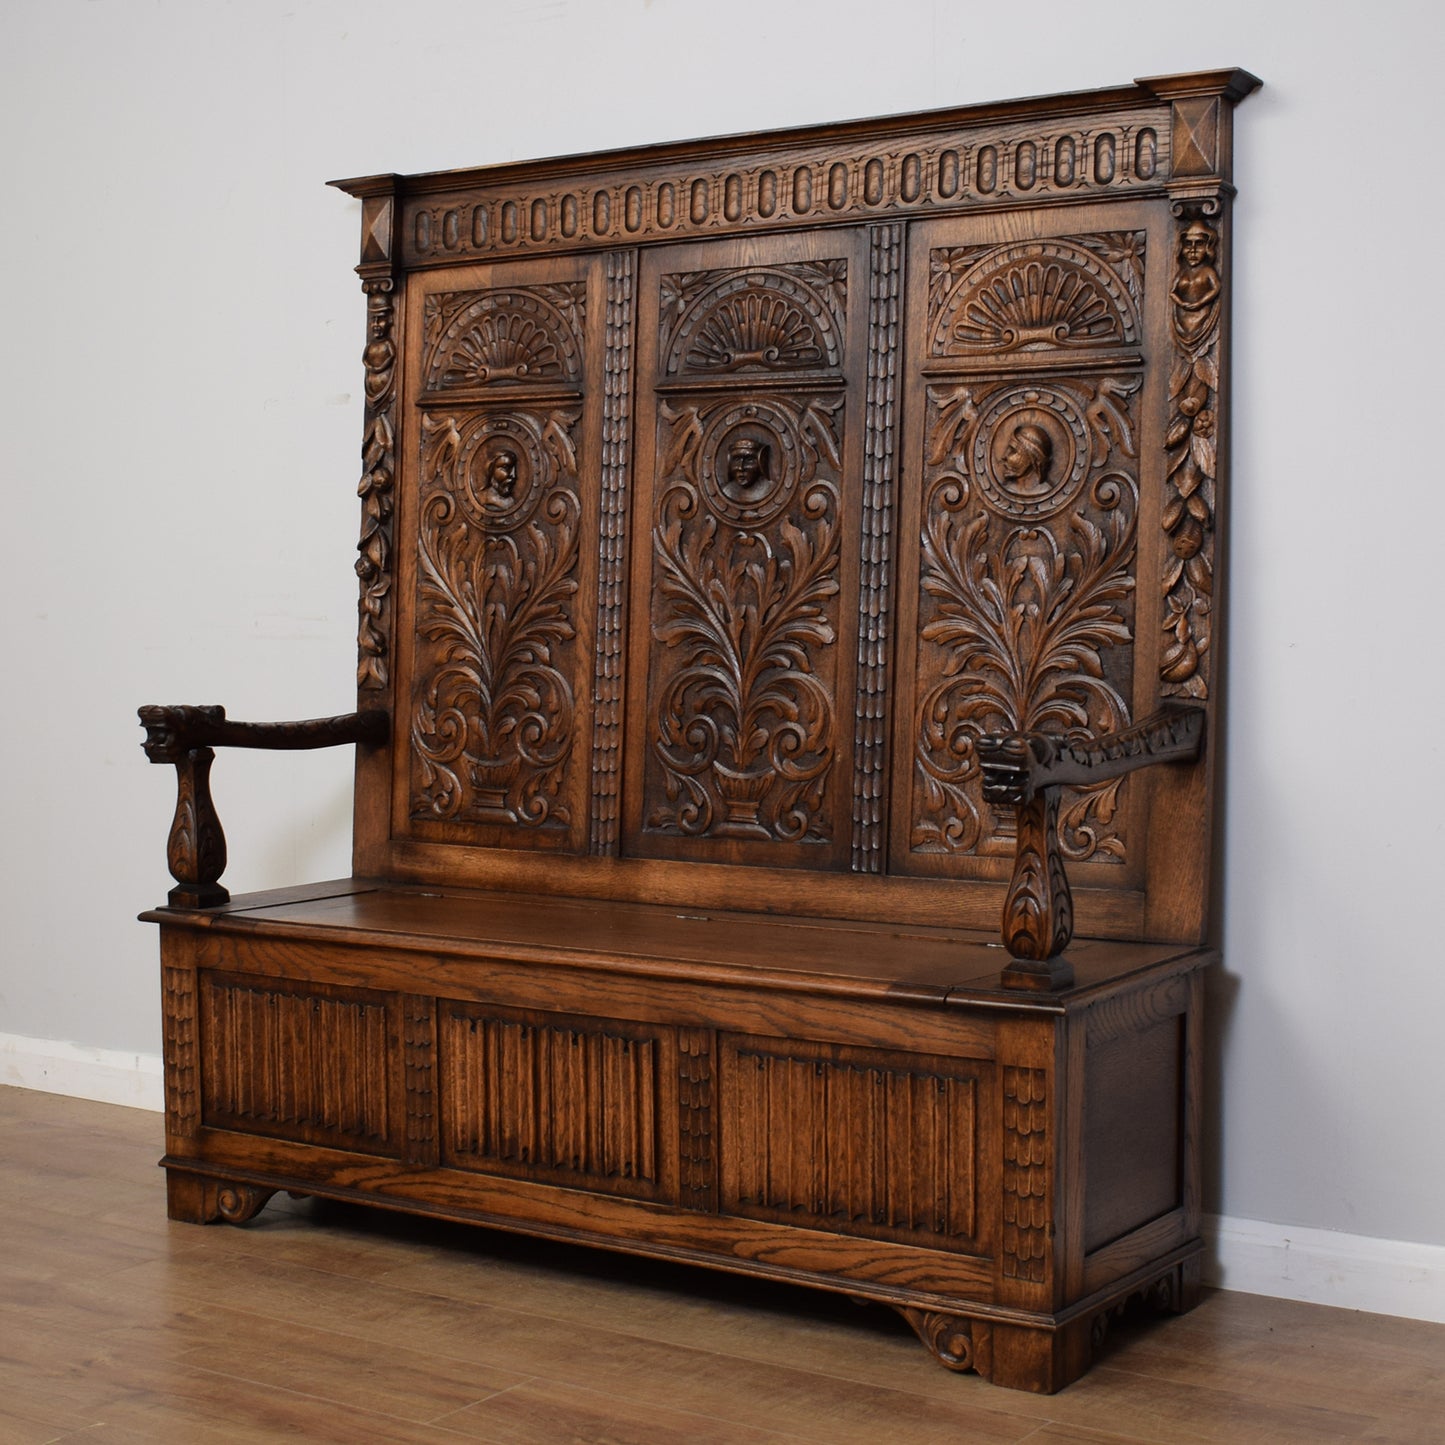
[697,401,801,528]
[453,413,549,530]
[973,386,1089,521]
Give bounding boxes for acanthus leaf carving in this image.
[912,378,1139,863]
[646,394,843,843]
[410,407,582,828]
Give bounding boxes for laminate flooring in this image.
[2,1086,1441,1443]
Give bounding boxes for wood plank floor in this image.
[2,1087,1441,1444]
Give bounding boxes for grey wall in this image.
[4,0,1442,1249]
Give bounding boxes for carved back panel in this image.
[337,71,1253,943]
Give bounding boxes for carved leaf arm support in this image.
[138,705,389,908]
[977,706,1205,991]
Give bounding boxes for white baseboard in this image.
[0,1032,164,1112]
[4,1033,1443,1326]
[1202,1213,1445,1324]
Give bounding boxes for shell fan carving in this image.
[931,237,1143,356]
[663,264,847,376]
[424,287,585,391]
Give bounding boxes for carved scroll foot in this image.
[216,1183,278,1225]
[165,1173,278,1225]
[898,1307,978,1373]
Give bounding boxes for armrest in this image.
[138,705,389,908]
[975,706,1205,991]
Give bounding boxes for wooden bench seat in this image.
[146,878,1203,1000]
[140,69,1258,1392]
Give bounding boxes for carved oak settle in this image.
[140,70,1257,1392]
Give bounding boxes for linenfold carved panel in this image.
[439,1004,663,1199]
[199,977,394,1154]
[410,405,583,830]
[720,1036,981,1245]
[643,392,844,843]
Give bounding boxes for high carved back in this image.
[336,70,1255,947]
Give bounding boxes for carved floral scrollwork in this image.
[410,408,581,827]
[912,379,1139,861]
[1162,209,1222,698]
[357,280,397,689]
[646,395,843,842]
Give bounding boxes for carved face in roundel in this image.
[482,448,519,506]
[723,437,772,502]
[997,423,1054,496]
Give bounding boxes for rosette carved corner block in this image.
[979,706,1205,989]
[138,705,388,907]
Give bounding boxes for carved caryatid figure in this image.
[1170,220,1221,349]
[362,289,396,404]
[997,423,1054,497]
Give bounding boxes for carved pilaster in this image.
[591,251,635,854]
[677,1027,715,1210]
[1161,201,1223,699]
[851,223,902,872]
[1001,1066,1049,1283]
[161,963,200,1143]
[357,277,398,690]
[402,995,438,1166]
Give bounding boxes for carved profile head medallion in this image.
[974,388,1089,520]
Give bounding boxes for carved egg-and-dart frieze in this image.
[422,283,586,391]
[660,261,847,376]
[410,407,582,829]
[911,376,1140,863]
[645,394,844,843]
